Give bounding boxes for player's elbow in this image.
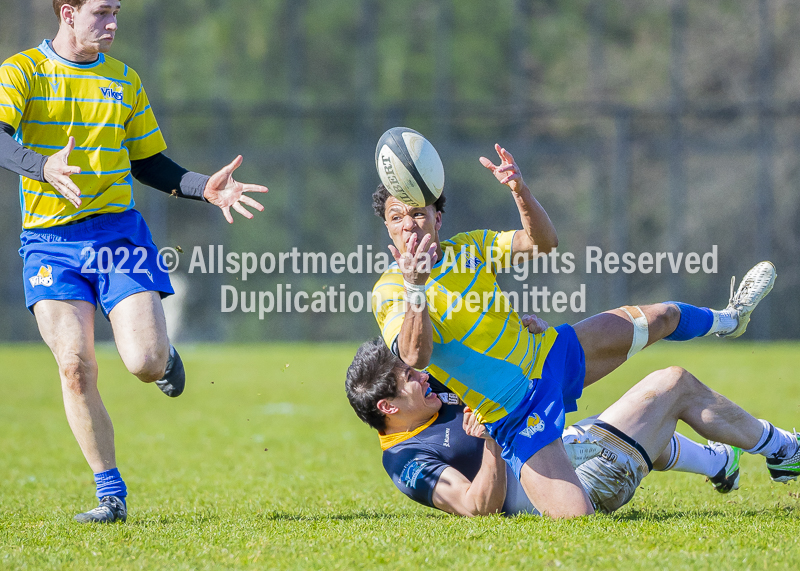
[539,232,558,252]
[400,347,431,370]
[469,501,504,517]
[463,491,505,517]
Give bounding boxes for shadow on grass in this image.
[614,506,800,522]
[263,510,428,522]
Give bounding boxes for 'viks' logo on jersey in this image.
[520,414,545,438]
[99,81,124,101]
[29,265,53,287]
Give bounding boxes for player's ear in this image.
[434,210,442,231]
[376,398,399,416]
[62,5,75,26]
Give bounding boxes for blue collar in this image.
[39,39,106,69]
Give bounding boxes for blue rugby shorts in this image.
[485,323,586,480]
[19,209,174,316]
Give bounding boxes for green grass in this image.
[1,342,800,570]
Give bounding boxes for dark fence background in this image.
[1,0,798,342]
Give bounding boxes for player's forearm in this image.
[0,122,47,182]
[130,152,210,201]
[397,305,433,368]
[464,440,506,516]
[513,184,558,257]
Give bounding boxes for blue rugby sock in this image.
[663,302,714,341]
[95,467,127,504]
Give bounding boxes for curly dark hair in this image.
[345,338,401,431]
[372,184,446,220]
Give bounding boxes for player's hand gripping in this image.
[479,144,528,194]
[203,155,268,224]
[388,232,438,286]
[44,136,83,208]
[521,313,549,335]
[462,407,491,440]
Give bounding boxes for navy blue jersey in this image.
[381,397,537,514]
[381,402,484,509]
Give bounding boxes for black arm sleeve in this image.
[130,152,209,202]
[0,121,48,182]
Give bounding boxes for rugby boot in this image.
[767,433,800,483]
[155,345,185,397]
[707,442,741,493]
[74,496,127,523]
[717,261,776,339]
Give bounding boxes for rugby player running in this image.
[346,337,800,516]
[0,0,267,522]
[370,142,775,518]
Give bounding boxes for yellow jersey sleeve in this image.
[372,267,406,348]
[452,229,517,273]
[0,53,33,130]
[124,74,166,160]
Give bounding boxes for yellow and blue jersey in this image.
[373,229,560,424]
[0,40,166,229]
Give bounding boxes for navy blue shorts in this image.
[485,323,586,480]
[19,209,174,316]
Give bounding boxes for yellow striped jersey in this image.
[372,229,558,424]
[0,40,167,229]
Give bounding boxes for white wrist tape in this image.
[404,281,427,307]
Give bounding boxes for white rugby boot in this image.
[717,261,776,339]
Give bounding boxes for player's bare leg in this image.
[597,367,761,457]
[519,439,595,519]
[34,300,115,473]
[109,291,169,383]
[597,366,800,485]
[34,299,127,522]
[109,291,185,397]
[574,304,680,388]
[575,261,776,388]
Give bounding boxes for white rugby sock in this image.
[659,433,726,478]
[744,420,799,459]
[705,309,738,336]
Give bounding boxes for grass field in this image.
[1,341,800,570]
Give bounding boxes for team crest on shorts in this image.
[520,413,545,438]
[29,265,54,287]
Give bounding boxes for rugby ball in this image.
[375,127,445,207]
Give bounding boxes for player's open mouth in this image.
[424,386,432,397]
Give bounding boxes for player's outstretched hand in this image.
[388,232,438,286]
[44,136,82,208]
[479,144,527,194]
[463,407,490,440]
[521,313,549,334]
[203,155,268,224]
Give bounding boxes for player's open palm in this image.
[479,144,526,194]
[44,136,82,208]
[388,232,438,286]
[203,155,268,224]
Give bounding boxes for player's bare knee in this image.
[639,366,687,394]
[59,356,98,395]
[661,366,695,394]
[125,348,168,383]
[130,360,167,384]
